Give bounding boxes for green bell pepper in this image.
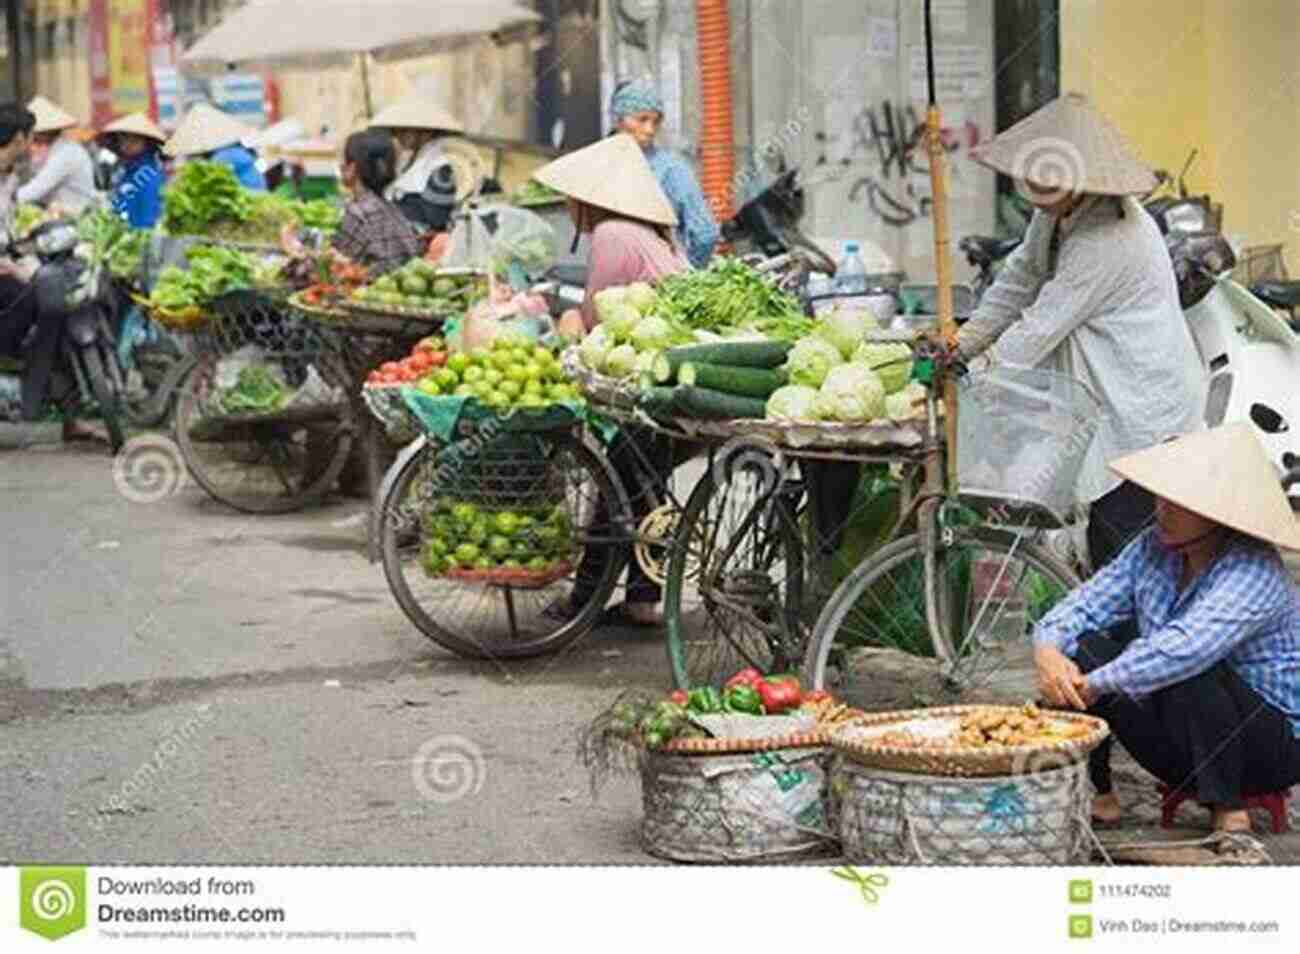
[723,684,765,716]
[686,686,725,714]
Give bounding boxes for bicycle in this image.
[801,337,1093,706]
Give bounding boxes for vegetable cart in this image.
[167,285,356,514]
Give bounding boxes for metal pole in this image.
[5,0,22,100]
[358,52,374,119]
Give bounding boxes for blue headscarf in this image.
[609,79,664,125]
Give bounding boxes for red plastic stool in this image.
[1157,784,1292,833]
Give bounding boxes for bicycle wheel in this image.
[803,526,1079,707]
[81,343,126,453]
[378,428,629,659]
[663,457,806,690]
[173,358,354,514]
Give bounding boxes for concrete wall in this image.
[1062,0,1300,274]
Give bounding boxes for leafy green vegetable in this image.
[145,245,256,311]
[653,257,810,340]
[765,384,820,421]
[815,307,878,360]
[785,337,843,388]
[162,161,253,235]
[813,363,887,422]
[219,364,286,415]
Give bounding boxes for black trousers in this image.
[0,275,63,421]
[573,426,696,606]
[1073,630,1300,806]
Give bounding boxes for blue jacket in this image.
[111,151,165,229]
[645,146,719,268]
[210,145,266,191]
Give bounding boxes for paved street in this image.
[1,441,666,864]
[4,441,1299,866]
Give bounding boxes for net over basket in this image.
[956,367,1101,526]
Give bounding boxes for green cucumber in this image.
[638,386,679,417]
[676,362,787,398]
[672,386,768,421]
[662,340,792,376]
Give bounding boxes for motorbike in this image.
[0,219,128,452]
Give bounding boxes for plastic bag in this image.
[214,345,273,392]
[441,204,558,288]
[453,286,553,351]
[0,372,21,422]
[282,365,343,410]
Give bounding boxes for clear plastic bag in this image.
[440,204,558,287]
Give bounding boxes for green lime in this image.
[417,377,440,395]
[499,379,523,399]
[454,383,475,397]
[532,346,553,365]
[526,556,550,572]
[400,274,429,296]
[434,368,459,390]
[547,383,571,402]
[490,350,514,371]
[483,368,504,387]
[502,558,523,569]
[473,556,495,571]
[447,353,470,375]
[519,393,546,409]
[425,537,449,557]
[467,518,491,545]
[453,543,481,565]
[523,361,544,381]
[505,364,529,384]
[524,379,545,396]
[516,515,536,532]
[487,535,513,558]
[462,365,485,384]
[451,502,478,524]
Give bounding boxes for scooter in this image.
[1,219,128,452]
[1167,230,1300,499]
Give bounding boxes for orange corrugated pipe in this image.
[695,0,735,222]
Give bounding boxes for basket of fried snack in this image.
[827,703,1109,778]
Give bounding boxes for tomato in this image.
[428,351,447,367]
[667,690,689,706]
[410,352,433,372]
[381,362,400,374]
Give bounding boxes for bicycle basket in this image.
[955,367,1101,525]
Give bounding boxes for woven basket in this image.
[641,747,837,863]
[440,559,574,589]
[660,731,827,754]
[829,705,1108,778]
[290,292,440,338]
[832,757,1092,865]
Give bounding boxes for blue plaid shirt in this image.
[1034,528,1300,735]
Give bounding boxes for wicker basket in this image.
[440,559,574,589]
[832,756,1092,865]
[641,747,837,863]
[829,705,1109,778]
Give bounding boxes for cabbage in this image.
[593,286,627,323]
[634,350,660,374]
[579,326,611,371]
[852,341,913,393]
[602,303,641,343]
[814,307,878,360]
[785,337,843,388]
[623,281,657,313]
[815,363,886,422]
[765,385,820,421]
[885,382,926,420]
[603,343,638,378]
[630,314,674,352]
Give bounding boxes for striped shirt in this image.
[332,190,426,277]
[1034,527,1300,735]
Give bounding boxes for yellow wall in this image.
[1062,0,1300,274]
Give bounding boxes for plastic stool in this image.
[1157,784,1291,833]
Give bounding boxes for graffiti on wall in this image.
[815,100,981,228]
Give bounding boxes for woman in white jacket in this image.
[369,97,465,234]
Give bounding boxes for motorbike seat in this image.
[545,264,588,288]
[1251,280,1300,310]
[960,235,1021,267]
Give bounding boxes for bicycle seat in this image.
[1251,280,1300,310]
[959,235,1022,267]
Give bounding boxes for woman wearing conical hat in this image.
[533,133,690,627]
[16,96,97,215]
[956,94,1208,578]
[1034,425,1300,833]
[164,103,266,191]
[99,113,167,229]
[369,96,465,234]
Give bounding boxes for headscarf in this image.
[609,79,664,125]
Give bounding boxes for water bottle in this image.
[835,241,868,295]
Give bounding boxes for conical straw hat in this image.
[163,103,257,157]
[101,112,166,143]
[28,96,77,133]
[969,92,1157,197]
[370,96,464,134]
[532,133,676,227]
[1109,424,1300,550]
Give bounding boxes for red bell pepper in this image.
[724,667,763,691]
[756,678,802,715]
[667,689,689,706]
